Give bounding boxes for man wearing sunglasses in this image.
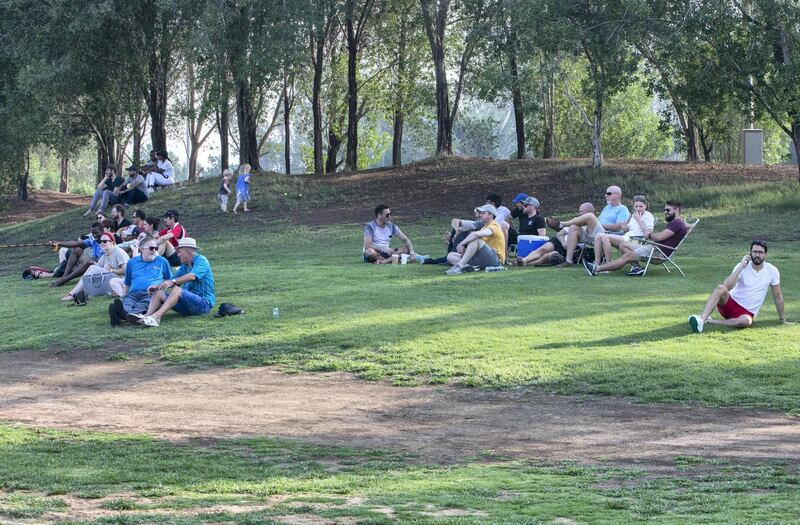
[545,185,630,266]
[363,204,417,264]
[689,240,786,333]
[583,201,687,276]
[109,236,172,326]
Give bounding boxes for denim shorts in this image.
[123,290,152,314]
[363,249,392,263]
[173,289,212,316]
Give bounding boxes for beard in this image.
[751,255,764,265]
[665,212,675,221]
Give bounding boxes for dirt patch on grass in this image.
[0,349,797,473]
[1,190,89,224]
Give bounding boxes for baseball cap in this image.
[522,196,540,208]
[512,193,528,203]
[474,204,497,217]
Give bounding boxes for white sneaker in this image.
[688,315,704,333]
[445,265,464,276]
[139,315,160,327]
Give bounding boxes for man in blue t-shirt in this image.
[113,235,172,324]
[545,185,630,266]
[136,237,215,327]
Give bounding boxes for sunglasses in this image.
[663,209,672,212]
[99,239,112,244]
[605,192,614,196]
[144,246,158,252]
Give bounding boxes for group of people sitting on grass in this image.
[27,206,216,328]
[363,186,787,331]
[81,150,176,217]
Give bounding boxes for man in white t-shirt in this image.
[689,240,786,333]
[363,204,417,264]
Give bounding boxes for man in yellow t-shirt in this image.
[446,204,506,275]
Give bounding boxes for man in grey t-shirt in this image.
[363,204,417,264]
[119,165,149,205]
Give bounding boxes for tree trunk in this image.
[591,98,603,168]
[59,156,69,193]
[96,131,116,181]
[132,127,143,166]
[147,51,168,153]
[216,101,230,171]
[791,122,800,182]
[431,39,452,155]
[311,36,325,174]
[326,131,342,173]
[542,75,554,158]
[507,34,525,159]
[421,0,453,156]
[283,73,291,175]
[686,116,699,162]
[345,16,359,171]
[18,151,30,201]
[188,146,199,182]
[392,108,404,166]
[236,80,260,170]
[697,125,713,162]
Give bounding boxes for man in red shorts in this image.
[689,240,786,333]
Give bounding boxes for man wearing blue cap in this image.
[508,192,527,247]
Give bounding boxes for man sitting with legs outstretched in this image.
[136,238,215,327]
[583,201,687,276]
[689,240,786,333]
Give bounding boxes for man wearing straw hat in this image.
[136,237,216,327]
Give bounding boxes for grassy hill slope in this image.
[1,157,798,411]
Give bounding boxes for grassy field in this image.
[1,159,799,522]
[0,423,798,524]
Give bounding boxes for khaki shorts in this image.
[633,243,653,258]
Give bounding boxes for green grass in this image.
[0,422,798,523]
[1,168,799,412]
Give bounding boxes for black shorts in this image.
[363,249,392,263]
[549,236,566,257]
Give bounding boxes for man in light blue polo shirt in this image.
[112,235,173,325]
[545,185,630,266]
[137,237,215,327]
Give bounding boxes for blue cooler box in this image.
[517,235,549,258]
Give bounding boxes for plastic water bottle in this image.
[484,266,506,272]
[272,307,280,319]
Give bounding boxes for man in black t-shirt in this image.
[507,193,528,246]
[111,204,132,233]
[517,197,547,236]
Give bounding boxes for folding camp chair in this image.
[634,218,699,277]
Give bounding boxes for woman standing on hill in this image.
[232,163,251,214]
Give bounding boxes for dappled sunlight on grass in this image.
[1,173,799,409]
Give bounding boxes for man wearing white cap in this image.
[445,204,506,275]
[137,237,216,327]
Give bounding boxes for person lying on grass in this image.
[109,235,172,326]
[545,185,630,267]
[592,194,656,270]
[583,201,687,277]
[515,202,595,267]
[61,232,127,303]
[363,204,418,264]
[47,222,104,287]
[133,238,216,328]
[445,204,506,275]
[689,240,787,333]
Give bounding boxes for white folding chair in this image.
[635,218,699,277]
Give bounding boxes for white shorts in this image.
[633,243,652,258]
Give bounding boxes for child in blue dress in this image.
[232,163,251,214]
